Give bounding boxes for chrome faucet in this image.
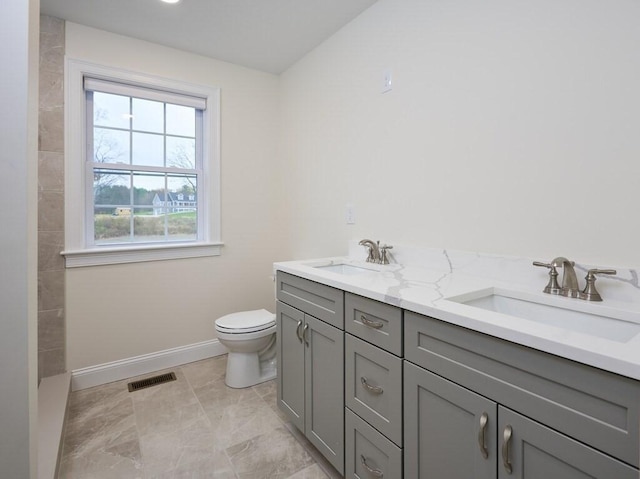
[358,239,380,263]
[552,256,580,298]
[534,257,617,301]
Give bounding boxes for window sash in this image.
[84,77,206,110]
[85,84,205,247]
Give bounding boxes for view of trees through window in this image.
[89,89,201,245]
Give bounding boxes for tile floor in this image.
[59,356,341,479]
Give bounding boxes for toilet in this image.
[215,309,277,388]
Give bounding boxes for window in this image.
[64,60,221,267]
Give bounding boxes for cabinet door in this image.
[498,407,638,479]
[404,361,497,479]
[276,301,305,431]
[305,314,345,475]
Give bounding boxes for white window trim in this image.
[63,59,222,267]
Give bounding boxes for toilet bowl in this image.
[215,309,277,388]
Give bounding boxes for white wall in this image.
[65,0,640,370]
[65,23,286,370]
[280,0,640,268]
[0,0,39,476]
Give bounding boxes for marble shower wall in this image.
[38,15,66,381]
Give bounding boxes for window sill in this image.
[61,242,223,268]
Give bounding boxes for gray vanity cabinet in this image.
[405,362,637,478]
[404,311,640,479]
[276,272,345,474]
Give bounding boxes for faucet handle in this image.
[380,245,393,265]
[580,269,617,302]
[533,261,562,294]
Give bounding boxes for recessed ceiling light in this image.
[161,0,181,4]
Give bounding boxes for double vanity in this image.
[274,245,640,478]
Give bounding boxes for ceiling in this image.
[40,0,378,75]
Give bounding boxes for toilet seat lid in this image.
[215,309,276,333]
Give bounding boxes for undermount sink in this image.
[313,263,377,276]
[446,288,640,343]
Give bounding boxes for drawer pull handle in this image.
[478,412,489,459]
[502,425,513,474]
[361,376,384,395]
[360,455,383,477]
[361,314,384,329]
[295,320,303,342]
[303,323,309,346]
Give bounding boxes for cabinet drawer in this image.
[345,408,402,479]
[345,292,402,355]
[346,334,403,446]
[276,271,344,329]
[405,311,640,467]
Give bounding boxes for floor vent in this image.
[127,372,177,392]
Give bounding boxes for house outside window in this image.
[64,60,221,267]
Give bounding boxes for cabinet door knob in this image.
[360,376,384,395]
[361,314,384,329]
[502,425,513,474]
[478,412,489,459]
[295,320,303,342]
[360,455,384,477]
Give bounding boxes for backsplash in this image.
[347,240,640,305]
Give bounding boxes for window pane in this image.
[93,92,130,129]
[166,104,195,137]
[132,98,164,134]
[93,128,130,165]
[133,173,164,211]
[93,170,131,207]
[133,209,166,243]
[167,175,197,241]
[132,132,164,167]
[168,211,197,241]
[166,136,196,169]
[94,207,131,244]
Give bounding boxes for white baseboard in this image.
[71,339,227,391]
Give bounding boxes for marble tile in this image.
[38,107,65,153]
[38,151,64,192]
[39,15,64,75]
[281,423,342,479]
[135,397,208,440]
[67,380,130,425]
[194,376,262,412]
[38,308,64,351]
[38,268,64,311]
[64,395,136,457]
[40,347,65,377]
[38,189,64,231]
[286,464,330,479]
[198,383,282,450]
[181,356,227,390]
[39,68,64,112]
[144,450,236,479]
[252,379,289,423]
[61,358,331,478]
[226,426,315,479]
[139,419,217,477]
[38,230,65,272]
[59,438,144,479]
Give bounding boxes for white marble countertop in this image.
[274,250,640,381]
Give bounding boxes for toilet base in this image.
[225,351,277,389]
